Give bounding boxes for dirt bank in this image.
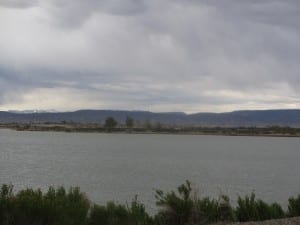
[214,217,300,225]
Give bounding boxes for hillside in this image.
[0,109,300,127]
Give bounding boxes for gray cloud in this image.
[0,0,37,8]
[0,0,299,112]
[41,0,147,28]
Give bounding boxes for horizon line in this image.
[1,108,300,115]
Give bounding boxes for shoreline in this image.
[1,123,300,137]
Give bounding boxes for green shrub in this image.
[155,180,194,225]
[0,184,14,225]
[14,188,45,225]
[89,204,110,225]
[193,197,219,224]
[56,187,90,225]
[236,193,259,221]
[235,193,284,222]
[0,185,90,225]
[288,194,300,217]
[255,200,284,220]
[0,182,298,225]
[88,197,153,225]
[127,196,153,225]
[269,203,285,219]
[217,195,234,222]
[155,181,234,225]
[193,195,234,224]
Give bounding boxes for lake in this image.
[0,129,299,211]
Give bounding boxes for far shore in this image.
[1,122,300,137]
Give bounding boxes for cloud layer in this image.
[0,0,299,112]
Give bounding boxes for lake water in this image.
[0,129,299,211]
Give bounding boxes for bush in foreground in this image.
[235,193,284,222]
[155,181,234,225]
[88,197,153,225]
[0,185,90,225]
[0,182,299,225]
[288,194,300,217]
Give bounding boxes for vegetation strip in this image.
[1,181,300,225]
[1,121,300,137]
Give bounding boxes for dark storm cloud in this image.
[43,0,147,28]
[0,0,299,111]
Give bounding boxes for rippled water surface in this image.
[0,129,299,210]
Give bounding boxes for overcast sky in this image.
[0,0,299,113]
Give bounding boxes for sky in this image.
[0,0,299,113]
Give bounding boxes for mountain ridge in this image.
[0,109,300,127]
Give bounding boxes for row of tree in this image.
[104,116,162,130]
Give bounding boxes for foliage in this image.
[0,184,14,225]
[235,193,284,222]
[288,194,300,217]
[104,117,118,130]
[217,195,235,222]
[193,197,219,224]
[144,119,152,130]
[155,181,234,225]
[155,180,194,225]
[0,182,299,225]
[125,116,134,128]
[88,196,152,225]
[0,185,89,225]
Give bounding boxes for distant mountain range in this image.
[1,109,300,127]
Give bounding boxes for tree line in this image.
[104,116,162,131]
